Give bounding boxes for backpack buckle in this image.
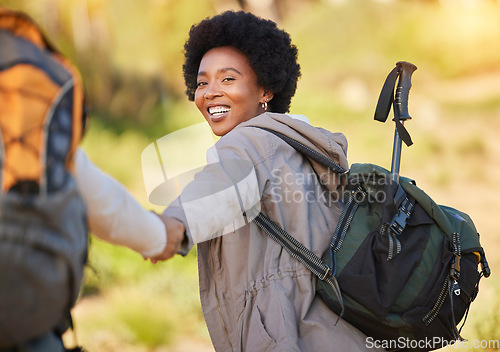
[319,267,332,281]
[450,254,461,280]
[388,197,414,236]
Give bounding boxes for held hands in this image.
[148,213,186,263]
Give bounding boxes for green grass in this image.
[77,236,206,350]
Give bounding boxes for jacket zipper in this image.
[209,240,233,351]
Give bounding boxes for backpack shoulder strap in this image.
[252,126,348,174]
[243,128,347,318]
[248,208,345,320]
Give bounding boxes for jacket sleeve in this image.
[163,128,275,255]
[73,147,166,258]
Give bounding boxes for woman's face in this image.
[195,46,272,136]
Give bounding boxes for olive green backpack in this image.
[318,163,488,350]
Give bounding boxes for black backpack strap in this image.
[253,211,331,280]
[250,126,349,265]
[374,66,399,124]
[249,209,344,320]
[252,127,348,175]
[244,127,349,319]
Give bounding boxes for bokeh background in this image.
[2,0,500,351]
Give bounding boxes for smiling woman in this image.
[155,10,385,352]
[194,46,272,136]
[183,10,300,115]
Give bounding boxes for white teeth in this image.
[208,106,230,116]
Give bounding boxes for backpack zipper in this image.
[422,233,462,340]
[422,277,449,326]
[331,186,364,253]
[423,277,460,340]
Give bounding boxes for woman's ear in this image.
[262,90,274,103]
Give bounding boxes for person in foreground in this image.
[0,8,174,350]
[154,11,384,352]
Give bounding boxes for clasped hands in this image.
[147,213,186,263]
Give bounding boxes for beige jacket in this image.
[165,113,384,352]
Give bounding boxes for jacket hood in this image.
[240,112,349,193]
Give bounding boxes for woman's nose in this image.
[204,82,223,99]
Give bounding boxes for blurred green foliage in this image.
[1,0,216,138]
[3,0,500,138]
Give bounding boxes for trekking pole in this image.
[390,61,417,183]
[374,61,417,182]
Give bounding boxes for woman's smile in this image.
[207,104,231,121]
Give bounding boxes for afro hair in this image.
[183,11,301,113]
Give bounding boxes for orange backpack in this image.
[0,7,88,349]
[0,7,85,193]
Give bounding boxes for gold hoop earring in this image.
[261,101,268,111]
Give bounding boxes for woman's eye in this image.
[222,77,235,82]
[197,81,207,87]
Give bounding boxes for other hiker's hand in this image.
[149,214,186,263]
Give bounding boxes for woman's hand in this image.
[149,214,186,263]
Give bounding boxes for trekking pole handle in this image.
[395,61,417,120]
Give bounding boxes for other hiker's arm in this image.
[72,147,167,258]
